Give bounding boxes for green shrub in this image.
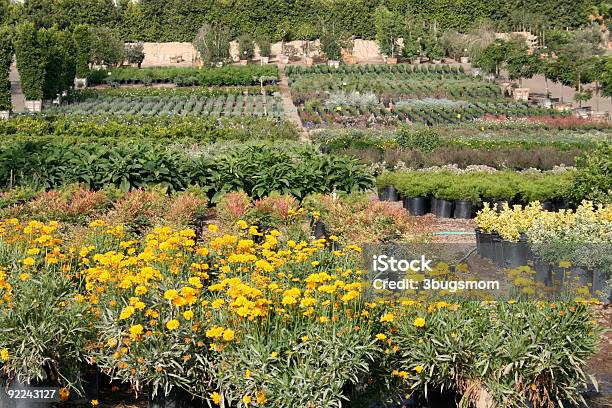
[0,25,13,111]
[238,34,255,60]
[396,126,442,153]
[14,22,46,100]
[572,143,612,204]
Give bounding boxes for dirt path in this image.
[277,64,309,142]
[9,62,25,113]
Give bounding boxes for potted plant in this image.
[257,37,271,64]
[237,34,255,65]
[0,223,95,404]
[193,23,231,67]
[374,6,402,65]
[396,176,430,216]
[73,24,91,89]
[376,172,400,202]
[320,26,347,68]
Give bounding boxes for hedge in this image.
[14,0,597,43]
[0,25,12,111]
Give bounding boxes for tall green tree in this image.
[14,22,46,100]
[0,25,13,111]
[373,5,403,58]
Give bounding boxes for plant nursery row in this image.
[88,65,279,87]
[0,115,300,143]
[376,169,576,218]
[0,141,374,200]
[51,95,284,117]
[300,101,564,127]
[473,202,611,301]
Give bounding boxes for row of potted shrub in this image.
[376,169,575,218]
[473,202,611,300]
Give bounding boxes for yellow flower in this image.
[0,348,9,361]
[208,224,219,233]
[236,220,248,229]
[129,324,144,336]
[245,369,252,378]
[222,329,235,341]
[119,306,135,320]
[164,289,179,301]
[19,273,30,281]
[166,319,180,330]
[414,365,424,374]
[242,395,252,405]
[375,333,387,341]
[91,400,99,407]
[256,390,267,404]
[183,310,194,320]
[211,299,225,309]
[22,257,35,266]
[413,317,426,328]
[380,312,394,323]
[59,388,70,401]
[271,352,278,358]
[282,295,297,306]
[210,392,221,404]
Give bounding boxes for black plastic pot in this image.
[430,197,438,214]
[454,200,473,219]
[540,200,554,212]
[83,365,100,401]
[313,220,327,239]
[148,385,191,408]
[433,199,453,218]
[553,197,571,211]
[378,186,400,202]
[492,234,505,267]
[475,229,495,261]
[533,260,552,287]
[501,239,531,268]
[403,196,429,216]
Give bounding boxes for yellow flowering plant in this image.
[0,220,94,393]
[83,225,215,398]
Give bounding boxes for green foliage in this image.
[38,26,76,100]
[320,27,349,61]
[573,142,612,203]
[0,114,299,143]
[89,65,277,87]
[472,39,509,76]
[0,140,373,199]
[396,126,442,152]
[89,26,124,67]
[14,22,46,101]
[237,34,255,60]
[124,42,145,67]
[73,24,91,78]
[374,6,403,58]
[384,169,576,203]
[193,24,231,65]
[15,0,600,43]
[257,37,272,57]
[0,25,13,111]
[390,301,600,407]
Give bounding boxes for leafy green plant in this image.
[0,25,13,111]
[396,126,442,152]
[238,34,255,60]
[14,22,46,100]
[572,142,612,204]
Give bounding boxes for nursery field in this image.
[286,65,569,128]
[50,94,283,117]
[0,60,611,408]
